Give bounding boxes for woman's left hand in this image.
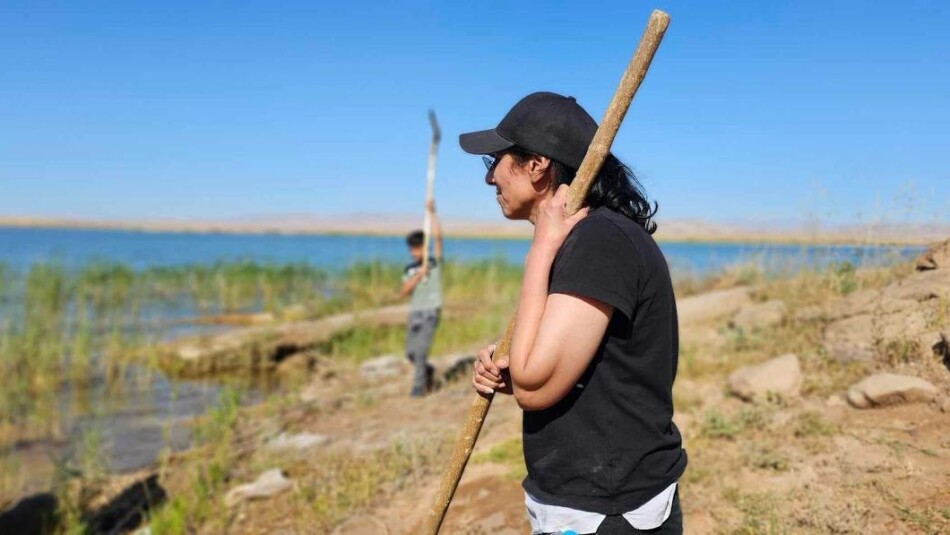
[533,184,589,254]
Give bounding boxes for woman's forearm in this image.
[509,245,557,389]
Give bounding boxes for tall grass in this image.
[0,261,329,433]
[0,257,521,507]
[319,257,524,361]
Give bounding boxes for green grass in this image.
[698,407,770,440]
[304,437,450,529]
[723,489,783,534]
[146,388,241,532]
[318,257,523,362]
[473,437,527,480]
[794,411,837,438]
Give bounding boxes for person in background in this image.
[399,199,443,397]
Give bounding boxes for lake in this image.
[0,227,924,277]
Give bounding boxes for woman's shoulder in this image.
[571,207,636,242]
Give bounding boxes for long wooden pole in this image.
[422,10,671,534]
[422,110,441,270]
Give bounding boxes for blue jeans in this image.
[405,308,439,395]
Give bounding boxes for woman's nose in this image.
[484,170,495,186]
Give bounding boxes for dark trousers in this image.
[405,308,439,395]
[544,492,682,535]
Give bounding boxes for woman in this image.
[462,92,687,535]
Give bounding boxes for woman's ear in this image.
[527,155,551,186]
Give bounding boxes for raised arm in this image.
[427,199,443,262]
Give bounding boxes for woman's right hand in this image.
[473,344,512,395]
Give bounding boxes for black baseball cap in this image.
[459,91,598,169]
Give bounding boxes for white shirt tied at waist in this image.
[525,482,677,534]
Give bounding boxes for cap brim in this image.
[458,129,514,155]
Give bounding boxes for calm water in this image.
[0,227,924,277]
[0,227,924,479]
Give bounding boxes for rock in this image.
[727,354,802,402]
[884,270,950,302]
[937,395,950,414]
[280,303,309,321]
[298,383,320,403]
[162,304,409,378]
[825,341,875,363]
[827,289,880,320]
[275,351,315,376]
[846,374,938,409]
[360,355,407,381]
[823,315,875,362]
[438,354,476,383]
[915,237,950,271]
[793,305,824,323]
[730,300,786,332]
[248,312,275,324]
[677,287,752,325]
[826,394,847,407]
[224,469,292,506]
[265,432,329,452]
[331,516,388,535]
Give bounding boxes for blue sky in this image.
[1,1,947,226]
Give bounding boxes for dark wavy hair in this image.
[506,148,658,234]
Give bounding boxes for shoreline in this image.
[0,218,942,247]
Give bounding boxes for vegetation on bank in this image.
[0,257,521,521]
[4,252,944,533]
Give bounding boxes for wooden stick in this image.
[422,10,671,534]
[422,110,441,271]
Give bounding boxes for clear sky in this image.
[2,1,947,227]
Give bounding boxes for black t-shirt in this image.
[521,206,687,514]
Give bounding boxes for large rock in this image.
[916,238,950,271]
[727,353,802,402]
[224,469,292,506]
[822,309,874,363]
[818,245,950,368]
[847,373,938,409]
[792,305,825,323]
[163,304,409,377]
[677,287,751,325]
[265,432,329,452]
[885,269,950,302]
[359,355,408,380]
[438,354,476,383]
[275,351,316,376]
[730,300,786,331]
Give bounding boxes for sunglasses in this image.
[482,155,497,171]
